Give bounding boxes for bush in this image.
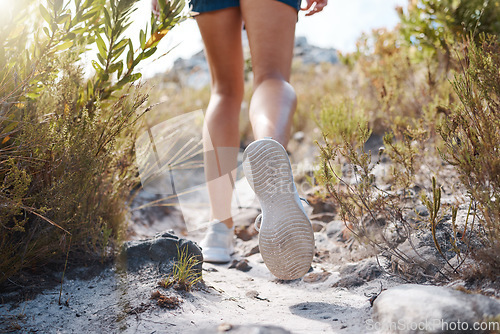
[0,0,186,284]
[438,36,500,277]
[399,0,500,69]
[315,0,500,282]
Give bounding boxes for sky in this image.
[131,0,408,77]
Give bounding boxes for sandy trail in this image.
[0,246,396,333]
[0,169,400,333]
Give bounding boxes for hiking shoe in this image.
[242,138,315,280]
[199,220,234,263]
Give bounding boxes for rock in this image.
[325,220,345,238]
[382,221,408,247]
[245,290,270,302]
[340,259,383,281]
[311,220,326,232]
[239,239,260,257]
[332,259,382,288]
[372,284,500,334]
[292,131,305,143]
[294,36,338,65]
[331,275,365,288]
[390,225,460,281]
[228,259,252,272]
[309,212,336,222]
[245,244,260,257]
[303,271,332,283]
[414,205,430,217]
[119,231,202,274]
[199,324,292,334]
[235,224,258,241]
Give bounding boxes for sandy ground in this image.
[0,168,402,333]
[0,249,400,334]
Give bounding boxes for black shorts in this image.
[189,0,301,13]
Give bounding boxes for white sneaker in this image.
[242,138,315,280]
[199,220,234,263]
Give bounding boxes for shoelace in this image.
[253,197,310,232]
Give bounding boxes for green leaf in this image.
[72,27,87,34]
[55,41,74,51]
[95,33,107,60]
[140,29,146,49]
[113,39,128,51]
[108,62,122,73]
[62,32,76,41]
[103,7,112,28]
[26,92,40,99]
[112,44,127,61]
[100,72,109,82]
[1,121,19,134]
[117,61,124,78]
[132,52,143,68]
[39,5,52,25]
[143,47,157,59]
[54,0,63,14]
[126,40,134,70]
[97,53,106,65]
[92,60,102,71]
[56,13,71,24]
[129,73,141,82]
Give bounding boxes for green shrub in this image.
[438,36,500,277]
[399,0,500,68]
[0,0,186,283]
[315,0,500,281]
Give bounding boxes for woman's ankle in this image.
[215,217,234,229]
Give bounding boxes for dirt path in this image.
[0,246,398,333]
[0,172,401,333]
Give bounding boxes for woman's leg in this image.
[240,0,298,148]
[196,8,244,229]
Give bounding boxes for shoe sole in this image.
[242,138,314,280]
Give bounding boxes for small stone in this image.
[415,205,430,217]
[303,271,332,283]
[246,290,259,298]
[234,225,258,241]
[311,221,326,232]
[331,276,365,288]
[228,259,252,272]
[293,131,305,143]
[309,212,336,222]
[325,220,345,238]
[217,323,233,332]
[244,244,260,257]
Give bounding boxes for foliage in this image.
[315,0,500,282]
[158,245,202,292]
[438,36,500,277]
[398,0,500,67]
[0,0,186,284]
[315,99,456,281]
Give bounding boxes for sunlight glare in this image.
[0,0,17,25]
[0,0,15,12]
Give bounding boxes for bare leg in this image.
[196,8,244,229]
[241,0,298,148]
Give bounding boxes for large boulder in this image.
[372,284,500,333]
